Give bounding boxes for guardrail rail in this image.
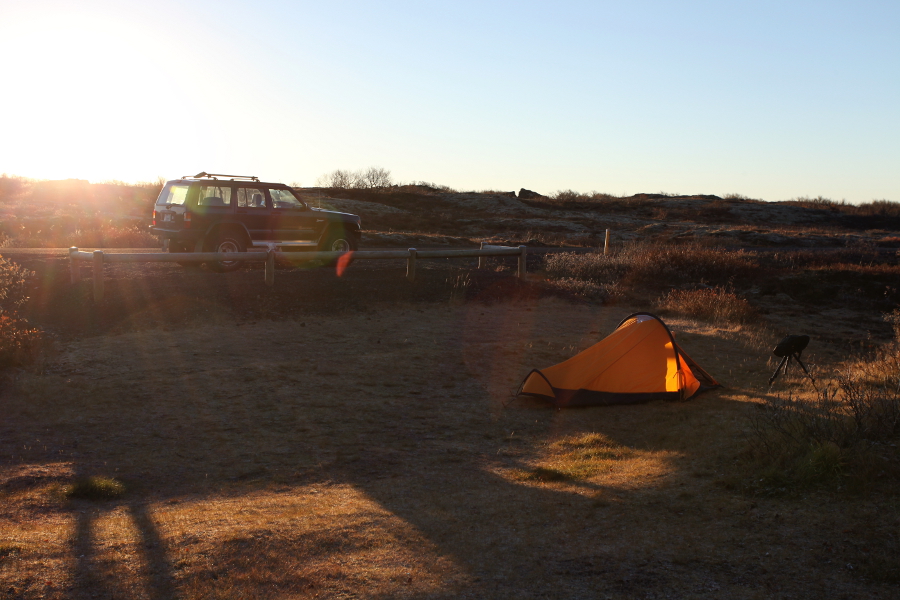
[68,243,528,301]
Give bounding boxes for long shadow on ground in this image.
[1,272,895,599]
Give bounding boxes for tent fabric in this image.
[518,312,719,407]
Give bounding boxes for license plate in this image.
[162,213,173,222]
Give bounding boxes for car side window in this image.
[270,188,305,209]
[198,184,232,206]
[237,187,268,209]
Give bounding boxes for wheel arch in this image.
[203,222,251,250]
[316,221,361,245]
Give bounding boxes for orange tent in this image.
[518,312,719,407]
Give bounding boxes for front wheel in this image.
[319,231,358,253]
[207,235,246,272]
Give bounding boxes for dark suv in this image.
[150,173,361,271]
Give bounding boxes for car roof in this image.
[168,179,291,188]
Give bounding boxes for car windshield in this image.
[270,188,305,209]
[157,183,190,206]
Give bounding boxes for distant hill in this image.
[297,185,900,249]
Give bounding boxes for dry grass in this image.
[65,477,127,500]
[546,277,622,302]
[656,287,758,325]
[543,243,762,293]
[541,243,900,323]
[509,432,635,482]
[787,196,900,217]
[1,223,159,249]
[2,301,899,598]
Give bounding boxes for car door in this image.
[268,187,321,242]
[195,182,235,237]
[235,185,272,242]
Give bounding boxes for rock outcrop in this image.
[518,188,544,200]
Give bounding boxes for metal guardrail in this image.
[68,244,528,301]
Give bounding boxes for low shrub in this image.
[65,476,126,500]
[549,277,621,302]
[656,287,758,325]
[0,315,45,368]
[543,251,624,283]
[542,243,762,295]
[0,255,45,367]
[748,319,900,491]
[787,197,900,218]
[885,308,900,340]
[0,255,31,314]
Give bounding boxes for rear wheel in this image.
[169,241,201,268]
[207,235,246,272]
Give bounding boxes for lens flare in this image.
[336,251,355,277]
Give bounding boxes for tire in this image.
[317,230,358,268]
[319,231,358,253]
[169,241,201,268]
[207,234,246,272]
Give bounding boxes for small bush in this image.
[748,329,900,491]
[0,256,44,367]
[656,287,758,325]
[0,315,45,368]
[0,255,31,314]
[65,476,126,500]
[885,308,900,340]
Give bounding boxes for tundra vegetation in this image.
[0,172,898,598]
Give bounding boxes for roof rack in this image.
[183,171,260,182]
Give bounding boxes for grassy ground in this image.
[2,287,899,598]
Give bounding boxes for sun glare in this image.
[1,8,207,182]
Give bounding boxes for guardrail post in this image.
[92,250,104,301]
[478,242,485,269]
[69,247,80,284]
[407,248,417,282]
[604,229,610,255]
[265,244,275,286]
[518,245,527,278]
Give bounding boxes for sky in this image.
[1,0,897,202]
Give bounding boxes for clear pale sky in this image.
[1,0,897,201]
